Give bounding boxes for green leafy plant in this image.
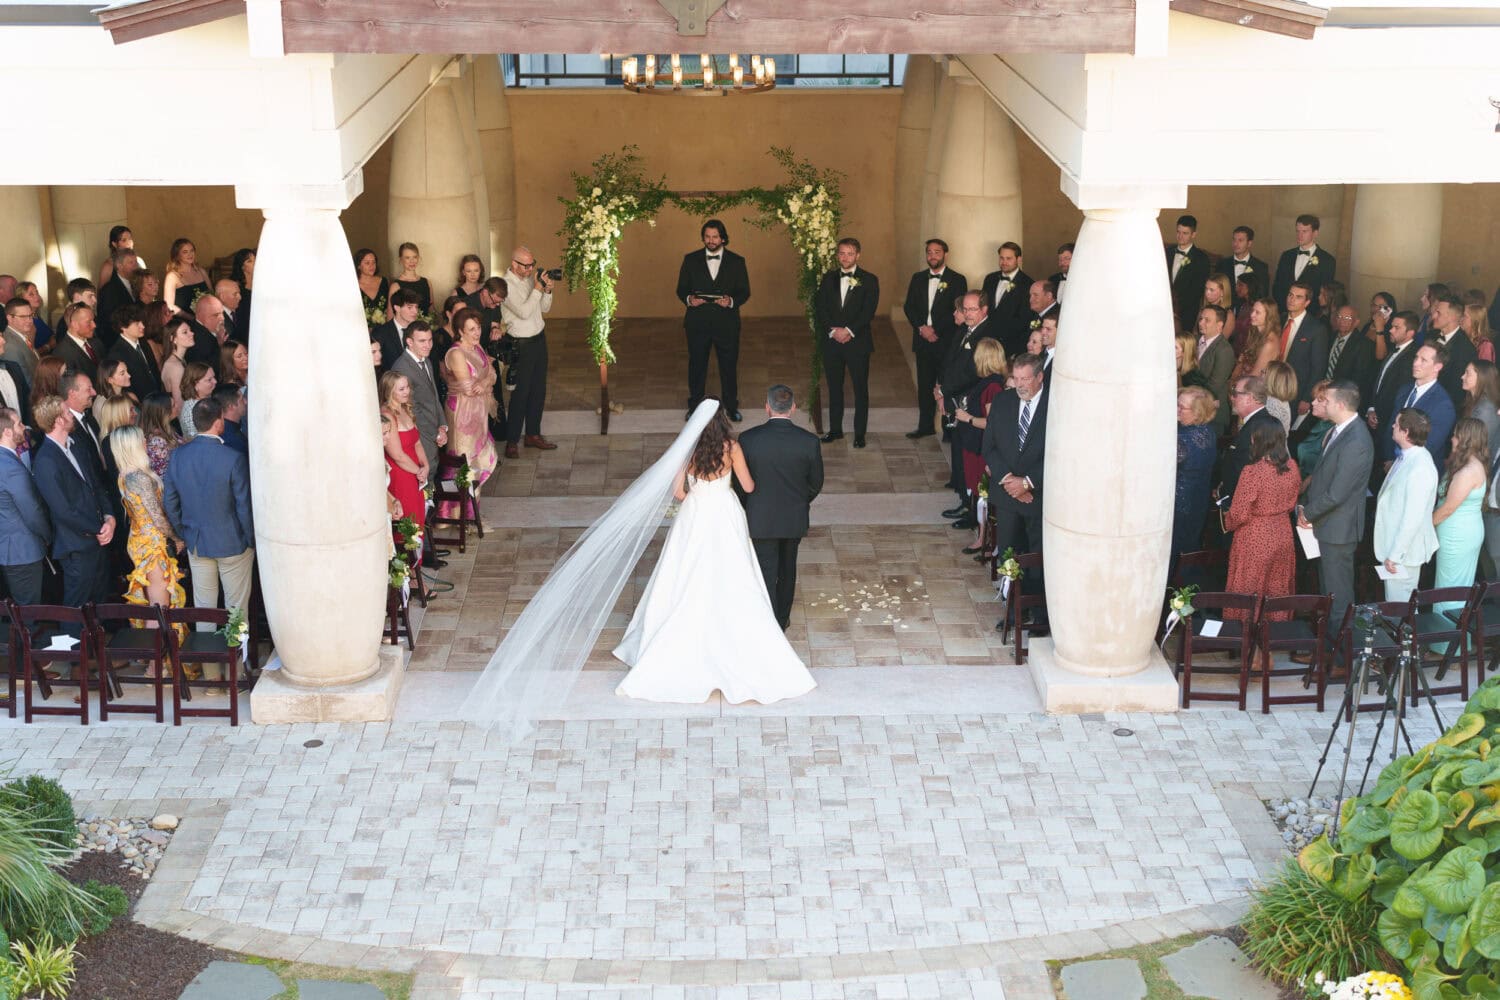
[1169,584,1200,619]
[11,935,76,999]
[1242,859,1391,988]
[217,606,248,651]
[0,771,104,947]
[1295,677,1500,998]
[0,778,74,852]
[0,954,17,1000]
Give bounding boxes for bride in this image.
[459,399,814,739]
[614,404,815,704]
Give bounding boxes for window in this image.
[503,54,906,88]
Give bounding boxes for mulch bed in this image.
[63,850,231,1000]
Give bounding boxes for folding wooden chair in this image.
[87,602,172,723]
[10,601,93,724]
[1175,592,1259,710]
[1256,594,1332,714]
[163,607,242,726]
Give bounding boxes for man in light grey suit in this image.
[1298,380,1375,656]
[3,298,41,382]
[1195,305,1236,434]
[0,407,51,604]
[390,321,449,569]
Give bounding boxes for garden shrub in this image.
[1243,858,1391,987]
[0,777,75,852]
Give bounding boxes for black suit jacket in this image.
[104,336,162,399]
[980,387,1049,511]
[50,334,99,383]
[31,436,110,559]
[902,269,967,352]
[737,418,823,539]
[1166,245,1211,326]
[94,274,135,351]
[1435,331,1477,406]
[1219,408,1280,500]
[372,320,407,373]
[1369,340,1418,433]
[1273,246,1337,315]
[1214,254,1270,297]
[980,269,1033,358]
[676,249,751,335]
[67,410,107,487]
[1284,313,1331,404]
[184,320,223,375]
[1326,332,1377,407]
[939,319,992,402]
[812,268,880,354]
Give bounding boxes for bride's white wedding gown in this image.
[614,471,816,704]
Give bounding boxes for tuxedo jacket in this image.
[1325,332,1377,407]
[1434,331,1477,406]
[94,274,135,351]
[1302,418,1374,546]
[1384,381,1455,466]
[1283,313,1331,404]
[676,248,751,335]
[371,320,408,373]
[31,436,111,559]
[980,269,1033,358]
[50,334,99,382]
[902,268,967,352]
[939,319,991,401]
[1165,245,1211,325]
[104,336,163,400]
[812,267,880,354]
[1273,246,1337,315]
[1219,407,1280,501]
[737,418,823,539]
[1369,340,1417,435]
[980,387,1049,511]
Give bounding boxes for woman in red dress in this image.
[1224,422,1300,621]
[379,371,429,529]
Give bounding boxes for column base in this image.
[1026,638,1179,713]
[250,645,405,723]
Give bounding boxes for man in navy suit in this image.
[163,396,254,678]
[676,219,752,420]
[812,237,880,448]
[1385,342,1456,468]
[980,354,1049,634]
[30,395,115,643]
[0,407,51,605]
[1280,284,1330,412]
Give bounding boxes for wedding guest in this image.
[3,297,40,382]
[16,283,52,351]
[96,225,144,287]
[1418,282,1450,343]
[938,294,991,525]
[1464,297,1494,363]
[51,303,101,380]
[1326,304,1377,406]
[159,316,194,416]
[1175,333,1210,392]
[952,338,1008,504]
[388,242,432,319]
[438,308,498,519]
[980,353,1049,634]
[1049,242,1072,302]
[1433,418,1489,631]
[391,321,448,490]
[1374,408,1439,602]
[1461,359,1500,453]
[162,237,211,315]
[62,370,106,484]
[1295,381,1335,478]
[1263,361,1297,433]
[1231,299,1282,383]
[454,254,486,310]
[500,246,557,457]
[374,289,421,373]
[1361,292,1397,360]
[214,278,244,343]
[230,248,255,336]
[112,425,187,645]
[351,248,387,332]
[213,385,248,455]
[95,247,138,350]
[29,356,67,410]
[435,293,460,360]
[143,301,173,363]
[139,392,178,477]
[380,371,429,530]
[92,359,134,421]
[188,294,228,371]
[1231,270,1266,353]
[1225,423,1300,620]
[1319,280,1349,322]
[1386,342,1455,467]
[178,361,217,440]
[1431,294,1477,404]
[105,302,163,399]
[32,395,115,639]
[1196,305,1236,434]
[1273,214,1336,316]
[1368,310,1421,450]
[0,406,50,604]
[131,269,159,306]
[221,340,248,385]
[1281,283,1330,411]
[1038,312,1059,374]
[163,395,255,677]
[1199,274,1233,328]
[1173,386,1218,568]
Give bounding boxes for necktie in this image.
[1327,336,1346,378]
[1197,336,1208,359]
[1281,319,1295,358]
[1405,386,1419,409]
[84,340,97,362]
[1018,399,1032,449]
[1323,426,1338,452]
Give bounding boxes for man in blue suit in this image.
[30,395,115,646]
[0,406,51,604]
[163,396,254,680]
[1384,342,1455,469]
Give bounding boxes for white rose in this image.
[591,187,602,197]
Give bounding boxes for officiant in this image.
[676,219,751,421]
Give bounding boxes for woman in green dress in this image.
[1433,417,1490,640]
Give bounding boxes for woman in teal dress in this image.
[1433,417,1490,636]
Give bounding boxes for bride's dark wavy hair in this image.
[687,400,736,484]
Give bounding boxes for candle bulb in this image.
[754,62,764,84]
[729,53,739,70]
[645,54,655,86]
[703,63,714,88]
[733,64,743,88]
[673,65,683,88]
[766,58,776,82]
[671,53,680,70]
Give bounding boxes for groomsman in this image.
[1048,243,1073,303]
[1273,214,1337,316]
[1165,214,1210,329]
[813,238,879,448]
[901,239,967,439]
[1215,226,1269,305]
[1430,294,1475,405]
[981,242,1032,359]
[676,219,752,421]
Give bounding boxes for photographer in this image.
[500,246,556,458]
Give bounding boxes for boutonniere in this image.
[1307,255,1320,267]
[937,281,949,293]
[1241,266,1253,275]
[1029,319,1041,331]
[847,276,861,289]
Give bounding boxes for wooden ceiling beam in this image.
[98,0,244,44]
[1169,0,1328,39]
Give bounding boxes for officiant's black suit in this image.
[676,248,752,413]
[813,266,880,439]
[738,417,824,629]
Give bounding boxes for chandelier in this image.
[620,54,776,94]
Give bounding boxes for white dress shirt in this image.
[500,270,552,340]
[1293,244,1319,280]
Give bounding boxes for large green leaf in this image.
[1380,906,1423,960]
[1419,846,1488,913]
[1412,940,1461,1000]
[1373,754,1421,805]
[1427,904,1465,942]
[1437,760,1475,795]
[1373,858,1411,907]
[1464,760,1500,788]
[1465,683,1500,714]
[1468,882,1500,958]
[1338,806,1392,854]
[1445,914,1473,970]
[1448,790,1479,829]
[1443,714,1488,746]
[1393,790,1447,860]
[1298,836,1338,883]
[1329,850,1377,901]
[1463,973,1500,1000]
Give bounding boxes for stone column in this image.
[918,69,954,252]
[49,186,127,283]
[934,76,1022,284]
[239,180,400,720]
[892,55,937,321]
[1348,184,1443,312]
[388,79,486,291]
[0,187,48,294]
[474,55,518,277]
[1029,195,1181,712]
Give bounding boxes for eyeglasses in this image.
[512,259,535,269]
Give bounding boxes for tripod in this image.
[1308,605,1449,837]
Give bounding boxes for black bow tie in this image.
[1176,248,1191,256]
[841,271,855,277]
[1297,249,1312,256]
[928,273,942,280]
[706,254,720,259]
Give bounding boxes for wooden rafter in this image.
[1169,0,1327,39]
[97,0,244,44]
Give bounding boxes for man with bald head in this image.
[0,276,16,304]
[214,278,244,342]
[187,294,228,373]
[499,245,556,459]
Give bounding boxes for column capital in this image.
[235,171,365,213]
[1060,175,1185,213]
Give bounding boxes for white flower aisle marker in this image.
[1161,584,1199,647]
[219,606,253,668]
[995,547,1023,602]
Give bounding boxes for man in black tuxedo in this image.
[1165,214,1210,330]
[1048,242,1073,304]
[813,237,879,448]
[61,371,107,486]
[1325,304,1376,406]
[737,384,824,630]
[980,242,1032,359]
[104,303,163,400]
[1218,375,1280,507]
[51,303,102,383]
[901,238,967,439]
[94,248,138,351]
[980,353,1049,634]
[1430,294,1475,405]
[1281,283,1331,412]
[676,219,752,421]
[1273,214,1337,316]
[373,289,421,373]
[31,395,115,643]
[938,292,991,526]
[1215,226,1269,307]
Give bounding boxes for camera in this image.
[539,267,563,282]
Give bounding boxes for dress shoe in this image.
[433,548,451,557]
[524,434,558,451]
[729,410,743,422]
[942,505,968,518]
[951,516,977,530]
[423,556,448,570]
[504,442,519,459]
[820,432,844,443]
[962,544,985,555]
[852,436,866,449]
[905,428,935,439]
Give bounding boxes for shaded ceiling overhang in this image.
[1169,0,1327,38]
[97,0,243,43]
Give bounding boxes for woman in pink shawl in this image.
[438,307,498,518]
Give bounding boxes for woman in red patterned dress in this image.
[1224,423,1301,621]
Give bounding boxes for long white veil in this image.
[458,399,721,740]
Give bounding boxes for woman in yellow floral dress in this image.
[111,427,189,667]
